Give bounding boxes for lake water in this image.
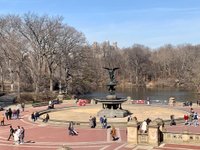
[81,87,200,104]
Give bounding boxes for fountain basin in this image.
[95,98,127,104]
[95,98,129,118]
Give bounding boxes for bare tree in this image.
[58,25,86,94]
[124,44,150,85]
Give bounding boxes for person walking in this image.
[100,116,104,128]
[184,114,189,125]
[89,116,94,128]
[103,116,107,128]
[8,108,12,120]
[127,115,132,122]
[193,112,199,127]
[16,109,20,119]
[13,129,20,145]
[0,114,5,126]
[5,110,9,120]
[21,103,25,112]
[15,126,21,144]
[188,113,193,125]
[19,127,25,144]
[93,116,96,128]
[7,125,14,141]
[34,112,39,121]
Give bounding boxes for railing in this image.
[163,131,200,144]
[138,133,148,144]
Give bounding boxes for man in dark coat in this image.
[7,125,14,141]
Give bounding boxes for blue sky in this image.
[0,0,200,48]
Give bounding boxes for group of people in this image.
[31,112,49,123]
[5,108,20,120]
[89,115,109,129]
[89,115,118,141]
[184,108,199,127]
[183,101,193,107]
[8,125,25,145]
[127,115,152,134]
[31,112,40,122]
[0,103,25,127]
[4,103,25,120]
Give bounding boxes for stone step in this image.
[153,144,200,150]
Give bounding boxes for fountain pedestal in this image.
[95,96,129,118]
[97,109,129,118]
[95,67,130,118]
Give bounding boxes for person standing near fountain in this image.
[103,116,107,128]
[100,116,104,128]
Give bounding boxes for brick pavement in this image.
[1,102,200,150]
[0,102,132,150]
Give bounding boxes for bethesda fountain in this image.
[95,67,130,118]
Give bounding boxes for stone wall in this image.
[127,118,200,146]
[163,131,200,144]
[127,118,164,146]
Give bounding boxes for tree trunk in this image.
[34,73,39,101]
[50,77,53,92]
[49,72,53,92]
[10,71,14,92]
[135,67,139,85]
[59,80,62,94]
[65,81,68,94]
[35,80,39,101]
[0,67,4,92]
[17,72,21,100]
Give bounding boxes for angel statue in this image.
[103,67,119,83]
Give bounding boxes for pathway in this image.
[0,102,131,150]
[1,102,200,150]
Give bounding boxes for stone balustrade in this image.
[127,117,200,146]
[163,131,200,144]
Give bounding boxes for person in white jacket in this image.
[140,120,147,133]
[13,129,20,145]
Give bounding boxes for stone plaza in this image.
[1,100,200,150]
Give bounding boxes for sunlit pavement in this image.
[0,103,132,150]
[1,103,200,150]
